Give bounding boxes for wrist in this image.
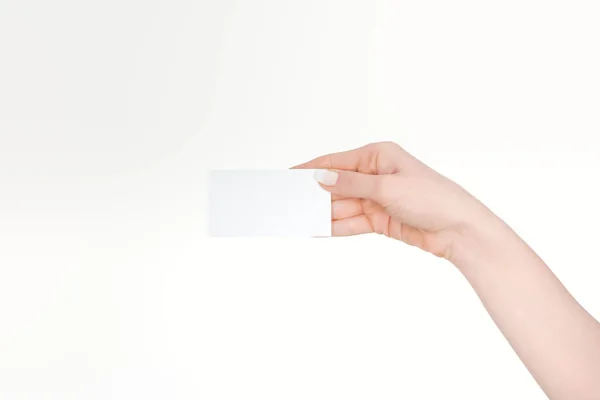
[447,206,517,271]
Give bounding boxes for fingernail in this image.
[315,170,339,186]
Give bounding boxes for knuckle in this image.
[378,140,397,147]
[366,142,406,169]
[374,141,401,151]
[325,154,334,169]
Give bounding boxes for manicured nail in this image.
[315,169,339,186]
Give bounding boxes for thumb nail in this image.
[315,170,339,186]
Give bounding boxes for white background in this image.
[1,0,599,399]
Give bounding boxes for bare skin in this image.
[294,141,600,400]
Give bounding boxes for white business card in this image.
[209,170,331,237]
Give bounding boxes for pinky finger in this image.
[332,215,373,237]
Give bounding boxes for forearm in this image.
[452,213,600,400]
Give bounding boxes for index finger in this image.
[291,146,366,171]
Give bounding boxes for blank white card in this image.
[209,170,331,237]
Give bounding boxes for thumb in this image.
[314,169,388,201]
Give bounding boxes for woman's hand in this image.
[297,141,600,400]
[295,141,492,260]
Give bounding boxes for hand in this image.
[298,142,600,399]
[294,141,493,260]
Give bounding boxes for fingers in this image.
[316,169,390,203]
[292,142,405,173]
[292,145,367,171]
[332,198,362,220]
[332,215,372,236]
